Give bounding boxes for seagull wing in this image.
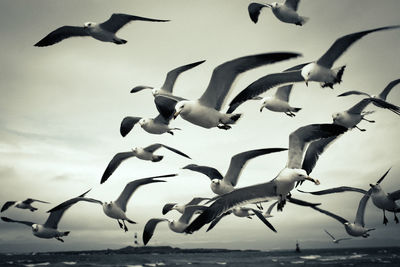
[1,201,16,212]
[144,143,191,159]
[248,3,271,23]
[179,205,208,224]
[162,203,176,215]
[1,216,34,227]
[354,188,372,227]
[369,98,400,115]
[337,91,371,97]
[161,60,206,93]
[130,85,154,93]
[388,190,400,201]
[46,197,102,214]
[287,124,347,169]
[143,218,168,245]
[347,98,373,114]
[275,85,294,102]
[199,52,301,111]
[284,0,300,11]
[225,148,288,186]
[298,186,368,195]
[324,229,336,240]
[185,181,277,233]
[182,164,224,181]
[99,13,169,33]
[120,116,142,137]
[227,62,309,113]
[115,174,176,212]
[186,197,210,206]
[317,25,400,68]
[250,208,277,232]
[101,152,135,184]
[206,211,232,232]
[311,206,348,225]
[34,26,88,47]
[287,197,320,207]
[23,199,50,204]
[379,78,400,100]
[154,95,187,121]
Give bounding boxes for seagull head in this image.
[174,101,189,119]
[259,96,272,112]
[270,2,279,8]
[211,179,221,185]
[138,118,148,126]
[301,63,315,86]
[369,183,381,193]
[83,22,96,29]
[331,112,343,123]
[31,224,39,232]
[132,147,139,154]
[291,169,320,185]
[103,202,113,209]
[151,88,161,96]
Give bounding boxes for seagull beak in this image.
[305,177,320,185]
[260,106,264,112]
[305,80,309,87]
[369,183,374,187]
[173,110,181,119]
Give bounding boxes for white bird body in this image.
[301,62,342,86]
[14,201,33,210]
[232,207,255,217]
[32,224,67,239]
[344,222,370,237]
[332,112,363,129]
[274,168,312,197]
[133,147,155,161]
[370,186,399,212]
[84,23,119,43]
[211,179,234,195]
[168,220,188,233]
[271,3,306,25]
[261,97,293,112]
[139,118,174,134]
[102,202,133,222]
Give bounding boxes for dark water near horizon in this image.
[1,247,399,267]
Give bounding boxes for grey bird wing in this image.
[161,60,206,93]
[120,116,142,137]
[115,174,176,212]
[298,186,368,195]
[248,3,271,24]
[206,211,232,232]
[376,168,391,185]
[287,197,320,207]
[369,98,400,115]
[154,94,187,121]
[324,229,336,240]
[275,85,294,102]
[266,201,278,215]
[130,85,154,93]
[337,91,371,98]
[144,143,191,159]
[185,181,277,233]
[101,152,135,184]
[250,208,277,233]
[388,190,400,201]
[379,78,400,100]
[99,13,169,33]
[301,136,340,175]
[227,62,309,113]
[311,206,348,225]
[1,202,16,212]
[199,52,301,111]
[186,197,210,206]
[34,26,88,47]
[143,218,168,245]
[162,203,177,215]
[288,124,347,169]
[182,164,224,180]
[46,197,102,214]
[1,216,34,227]
[354,188,372,227]
[347,98,372,114]
[179,205,208,224]
[284,0,300,11]
[317,25,400,68]
[225,148,288,186]
[23,199,50,204]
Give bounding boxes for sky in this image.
[0,0,399,253]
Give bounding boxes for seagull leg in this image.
[217,124,231,130]
[383,210,388,225]
[247,216,253,219]
[362,117,375,123]
[285,112,294,117]
[117,220,123,229]
[355,126,366,132]
[255,203,263,210]
[167,131,174,135]
[122,220,128,232]
[55,237,64,243]
[394,212,399,224]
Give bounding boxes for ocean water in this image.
[1,247,399,267]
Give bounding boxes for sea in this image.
[0,246,399,267]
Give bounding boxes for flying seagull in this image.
[131,60,206,97]
[332,98,400,131]
[248,0,308,26]
[183,148,288,195]
[227,25,400,111]
[298,168,400,224]
[184,123,347,234]
[48,174,177,232]
[34,13,169,47]
[162,197,210,215]
[324,229,352,244]
[1,190,90,242]
[143,205,207,245]
[154,52,301,130]
[1,198,50,213]
[101,143,190,184]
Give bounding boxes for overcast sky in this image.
[0,0,399,253]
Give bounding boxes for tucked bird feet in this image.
[285,112,295,117]
[256,203,263,210]
[217,124,231,130]
[123,221,128,232]
[383,216,388,225]
[362,118,375,123]
[355,126,366,132]
[56,237,64,242]
[395,214,399,224]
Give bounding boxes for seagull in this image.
[248,1,308,26]
[34,13,169,47]
[310,193,375,238]
[154,52,301,129]
[332,98,400,131]
[259,84,301,116]
[143,205,207,245]
[183,148,288,195]
[100,143,190,184]
[162,197,210,215]
[184,123,347,234]
[131,60,206,97]
[298,168,400,224]
[48,174,177,232]
[1,190,90,242]
[324,229,352,244]
[227,25,400,112]
[1,198,50,213]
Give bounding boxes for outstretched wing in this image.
[298,186,368,195]
[275,85,294,102]
[182,164,224,180]
[179,205,207,224]
[266,201,278,215]
[225,148,287,186]
[206,211,232,232]
[347,99,372,114]
[337,90,371,98]
[34,26,88,47]
[120,116,141,137]
[369,98,400,116]
[248,3,271,23]
[388,190,400,202]
[154,94,187,121]
[130,85,153,93]
[1,216,34,227]
[324,229,336,240]
[311,206,348,225]
[99,13,169,33]
[143,218,168,245]
[199,52,301,111]
[47,197,102,214]
[23,199,50,204]
[101,152,135,184]
[144,143,191,159]
[251,208,277,233]
[161,60,205,93]
[317,25,400,68]
[1,201,16,212]
[186,197,210,206]
[162,203,177,215]
[354,189,372,227]
[379,78,400,100]
[284,0,300,11]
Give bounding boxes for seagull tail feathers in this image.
[62,231,70,237]
[298,16,309,26]
[152,155,164,162]
[292,107,302,112]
